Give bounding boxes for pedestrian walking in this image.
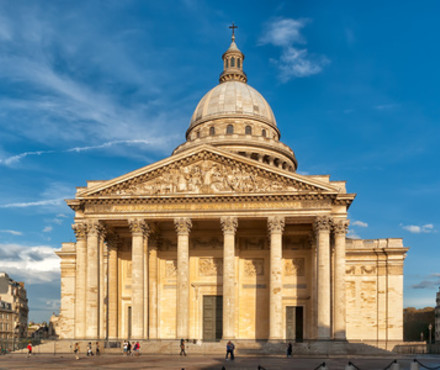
[26,342,32,358]
[286,342,293,358]
[133,341,140,356]
[95,342,100,355]
[179,339,187,356]
[123,340,128,356]
[87,342,94,356]
[225,340,235,360]
[74,342,80,360]
[127,341,132,356]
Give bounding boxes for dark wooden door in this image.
[286,306,303,342]
[203,296,223,341]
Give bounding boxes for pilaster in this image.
[72,222,87,339]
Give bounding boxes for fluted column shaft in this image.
[73,222,87,339]
[175,217,192,339]
[86,221,102,339]
[99,228,107,339]
[314,216,332,339]
[107,233,119,339]
[129,219,149,339]
[333,220,348,339]
[268,216,285,340]
[148,235,159,339]
[221,217,238,339]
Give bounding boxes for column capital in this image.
[86,220,104,237]
[267,216,285,234]
[220,216,238,234]
[128,218,150,237]
[313,216,332,234]
[72,222,87,240]
[174,217,192,235]
[333,220,349,235]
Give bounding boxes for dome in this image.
[189,81,277,131]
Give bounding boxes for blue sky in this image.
[0,1,439,322]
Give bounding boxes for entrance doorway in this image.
[203,295,223,341]
[286,306,303,342]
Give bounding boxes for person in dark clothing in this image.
[286,342,293,358]
[225,341,235,360]
[179,339,187,356]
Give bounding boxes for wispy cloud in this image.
[411,273,440,289]
[401,223,436,234]
[374,103,400,111]
[0,150,54,166]
[42,226,53,233]
[347,229,361,239]
[0,229,23,236]
[259,17,329,82]
[0,198,64,209]
[0,243,60,284]
[352,220,368,228]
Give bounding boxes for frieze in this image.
[240,237,266,250]
[192,237,222,250]
[199,258,223,276]
[284,258,305,276]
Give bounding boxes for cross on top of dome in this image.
[220,24,247,84]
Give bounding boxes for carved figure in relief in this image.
[199,258,223,276]
[165,260,177,278]
[360,265,377,275]
[114,159,297,196]
[284,258,305,276]
[244,259,264,277]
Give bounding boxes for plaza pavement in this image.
[1,354,440,370]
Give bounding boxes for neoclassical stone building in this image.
[57,33,408,348]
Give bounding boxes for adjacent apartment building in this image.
[0,273,28,338]
[436,286,440,342]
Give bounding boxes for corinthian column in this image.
[148,230,159,339]
[106,232,120,340]
[314,216,332,339]
[268,216,285,340]
[333,220,349,339]
[174,217,192,339]
[221,216,238,339]
[129,219,149,339]
[72,222,87,339]
[86,221,103,339]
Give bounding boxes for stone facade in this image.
[56,33,408,349]
[0,273,28,338]
[436,287,440,342]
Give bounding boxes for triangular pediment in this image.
[78,145,341,198]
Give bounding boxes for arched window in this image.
[245,125,252,135]
[226,125,234,134]
[262,129,266,137]
[225,59,229,68]
[196,131,200,138]
[231,57,235,67]
[209,126,215,136]
[237,58,241,68]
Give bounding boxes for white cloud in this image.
[0,243,60,284]
[0,198,65,209]
[259,17,329,82]
[352,220,368,228]
[42,226,53,233]
[0,229,23,236]
[402,224,435,234]
[0,150,54,166]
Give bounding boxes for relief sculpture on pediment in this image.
[113,160,297,196]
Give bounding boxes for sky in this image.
[0,1,439,323]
